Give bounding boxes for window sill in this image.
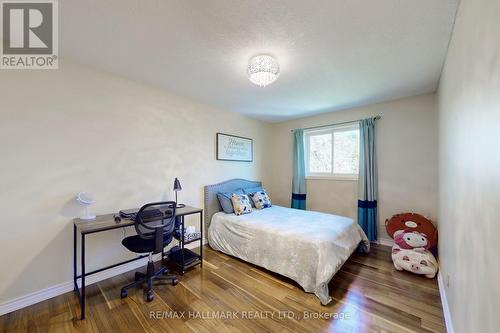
[306,176,359,182]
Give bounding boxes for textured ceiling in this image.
[61,0,459,122]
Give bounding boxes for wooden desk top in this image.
[74,205,202,234]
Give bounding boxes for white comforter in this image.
[208,205,370,305]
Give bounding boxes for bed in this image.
[204,179,370,305]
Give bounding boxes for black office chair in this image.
[120,201,179,302]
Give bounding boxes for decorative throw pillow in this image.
[250,190,272,209]
[243,186,264,207]
[217,189,244,214]
[231,193,252,216]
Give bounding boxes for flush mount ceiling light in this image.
[247,54,280,87]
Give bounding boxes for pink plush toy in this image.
[391,245,438,278]
[394,230,430,250]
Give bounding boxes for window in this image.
[305,124,360,180]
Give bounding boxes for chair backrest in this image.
[134,202,177,253]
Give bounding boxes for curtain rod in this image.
[291,115,381,132]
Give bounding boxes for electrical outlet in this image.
[446,274,450,288]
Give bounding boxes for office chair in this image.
[120,201,179,302]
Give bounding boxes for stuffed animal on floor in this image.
[391,245,438,278]
[394,230,430,250]
[385,212,438,254]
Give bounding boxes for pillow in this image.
[243,186,264,207]
[250,190,272,210]
[217,189,244,214]
[231,193,253,216]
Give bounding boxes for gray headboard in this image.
[204,178,262,225]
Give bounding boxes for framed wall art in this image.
[216,133,253,162]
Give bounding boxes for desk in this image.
[73,205,203,320]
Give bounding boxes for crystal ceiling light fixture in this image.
[247,54,280,87]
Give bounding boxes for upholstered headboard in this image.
[204,178,262,225]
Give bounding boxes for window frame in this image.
[304,123,360,181]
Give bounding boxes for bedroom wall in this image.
[437,0,500,331]
[0,61,272,305]
[266,94,438,242]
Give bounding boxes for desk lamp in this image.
[173,178,185,208]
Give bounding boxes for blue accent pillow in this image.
[249,190,272,209]
[217,189,244,214]
[243,186,264,207]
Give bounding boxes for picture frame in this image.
[216,133,253,162]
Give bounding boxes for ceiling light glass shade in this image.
[247,55,280,87]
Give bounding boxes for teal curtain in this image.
[291,129,307,209]
[358,118,378,241]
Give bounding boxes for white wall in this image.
[437,0,500,332]
[267,94,438,242]
[0,61,271,303]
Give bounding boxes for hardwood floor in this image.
[0,244,446,333]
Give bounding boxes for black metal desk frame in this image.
[171,211,204,274]
[73,206,203,320]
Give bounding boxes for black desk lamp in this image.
[173,178,185,208]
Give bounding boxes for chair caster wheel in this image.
[146,291,154,302]
[120,290,128,299]
[172,278,179,286]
